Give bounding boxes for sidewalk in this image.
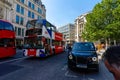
[97,49,105,60]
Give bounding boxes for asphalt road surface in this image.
[0,50,114,80]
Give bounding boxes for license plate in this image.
[76,64,87,68]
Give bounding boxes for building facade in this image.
[0,0,12,21]
[58,23,75,44]
[75,13,89,42]
[0,0,46,46]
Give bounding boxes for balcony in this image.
[0,0,12,7]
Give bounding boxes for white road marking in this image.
[65,71,78,78]
[61,65,68,71]
[0,57,29,64]
[82,74,86,80]
[88,78,95,80]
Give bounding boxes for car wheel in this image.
[95,65,99,72]
[68,60,75,69]
[68,64,73,69]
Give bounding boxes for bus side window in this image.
[0,39,4,47]
[8,41,14,47]
[52,40,55,46]
[38,41,43,48]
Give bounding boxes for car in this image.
[67,42,99,72]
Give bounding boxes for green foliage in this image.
[82,0,120,41]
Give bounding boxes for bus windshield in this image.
[24,36,44,49]
[26,20,43,29]
[26,28,42,36]
[0,20,14,31]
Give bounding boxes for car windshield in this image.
[72,42,95,51]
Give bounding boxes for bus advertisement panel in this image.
[0,20,16,58]
[23,19,64,57]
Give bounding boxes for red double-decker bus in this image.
[0,20,16,58]
[23,19,64,57]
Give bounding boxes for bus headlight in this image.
[92,57,97,61]
[69,54,73,60]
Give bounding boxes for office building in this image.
[58,23,75,44]
[0,0,46,46]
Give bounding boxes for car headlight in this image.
[92,57,97,61]
[69,54,73,60]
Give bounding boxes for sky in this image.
[42,0,102,28]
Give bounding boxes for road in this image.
[0,50,114,80]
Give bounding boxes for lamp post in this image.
[5,7,8,20]
[76,19,79,42]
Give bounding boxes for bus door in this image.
[44,38,52,55]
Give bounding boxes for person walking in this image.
[103,46,120,80]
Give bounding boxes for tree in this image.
[82,0,120,44]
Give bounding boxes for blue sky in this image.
[42,0,102,28]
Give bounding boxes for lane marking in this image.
[0,57,29,64]
[61,65,68,71]
[88,78,95,80]
[82,74,86,80]
[65,71,78,78]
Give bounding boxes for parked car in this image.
[67,42,99,72]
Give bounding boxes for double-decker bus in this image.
[0,20,16,58]
[23,19,64,57]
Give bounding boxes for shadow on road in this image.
[68,67,99,75]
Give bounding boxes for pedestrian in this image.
[67,44,72,53]
[103,45,120,80]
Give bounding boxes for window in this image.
[0,21,3,29]
[53,40,61,46]
[32,12,34,18]
[28,1,31,8]
[28,1,35,9]
[20,17,24,25]
[73,42,95,51]
[28,11,31,17]
[22,29,24,37]
[16,4,24,15]
[18,28,21,36]
[16,15,24,25]
[37,16,41,19]
[32,4,35,9]
[15,27,17,36]
[4,23,14,31]
[16,4,20,13]
[21,7,24,15]
[0,39,15,47]
[33,0,41,5]
[20,0,24,3]
[0,21,14,31]
[16,15,19,24]
[28,11,34,18]
[38,8,42,14]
